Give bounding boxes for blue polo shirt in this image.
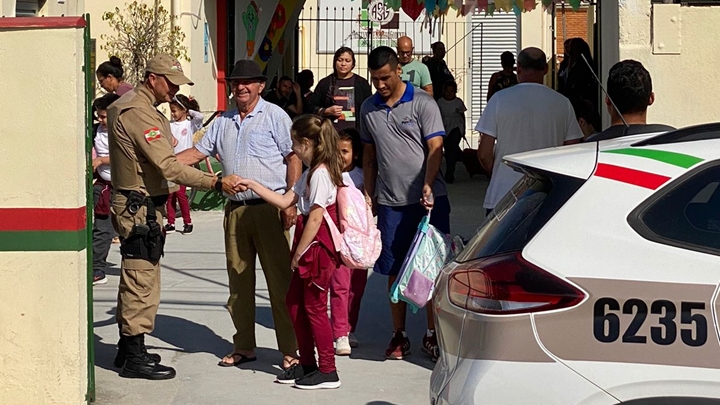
[359,82,447,206]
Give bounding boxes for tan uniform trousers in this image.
[111,192,165,336]
[223,201,297,354]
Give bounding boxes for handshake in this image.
[217,174,251,194]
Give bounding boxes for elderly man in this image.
[476,47,583,215]
[396,36,433,96]
[178,60,302,370]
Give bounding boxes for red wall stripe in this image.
[216,0,228,111]
[594,163,671,190]
[0,17,86,29]
[0,207,86,231]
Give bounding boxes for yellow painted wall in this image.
[0,25,87,405]
[85,0,219,111]
[618,1,720,128]
[519,6,553,52]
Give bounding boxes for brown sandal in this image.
[218,353,257,367]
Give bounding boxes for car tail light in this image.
[448,252,585,315]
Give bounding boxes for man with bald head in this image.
[396,36,433,96]
[475,47,583,214]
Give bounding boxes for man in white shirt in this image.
[476,47,583,213]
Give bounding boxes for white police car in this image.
[430,124,720,405]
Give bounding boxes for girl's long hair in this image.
[292,114,344,188]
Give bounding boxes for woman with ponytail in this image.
[96,56,133,95]
[239,115,344,390]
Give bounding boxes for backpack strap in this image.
[323,209,343,252]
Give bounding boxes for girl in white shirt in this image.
[91,93,120,286]
[240,115,345,390]
[165,94,204,234]
[331,128,366,355]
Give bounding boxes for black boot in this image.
[114,335,161,368]
[119,334,176,380]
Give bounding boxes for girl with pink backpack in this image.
[332,128,368,355]
[238,115,345,390]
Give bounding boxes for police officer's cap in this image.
[145,54,194,86]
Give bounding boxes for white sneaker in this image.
[335,336,351,356]
[348,332,359,348]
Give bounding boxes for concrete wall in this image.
[0,18,88,405]
[519,5,553,52]
[618,1,720,128]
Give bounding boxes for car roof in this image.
[504,127,719,181]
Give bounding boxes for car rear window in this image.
[456,168,584,263]
[630,162,720,255]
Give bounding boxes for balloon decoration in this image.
[384,0,585,18]
[402,0,425,21]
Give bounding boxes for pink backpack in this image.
[323,181,382,269]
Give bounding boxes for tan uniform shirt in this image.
[108,85,214,196]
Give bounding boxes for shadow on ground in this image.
[345,272,436,371]
[94,305,288,377]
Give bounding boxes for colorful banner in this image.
[389,0,584,17]
[254,0,295,70]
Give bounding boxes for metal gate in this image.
[470,12,519,128]
[295,6,518,141]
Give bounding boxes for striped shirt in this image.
[196,98,293,201]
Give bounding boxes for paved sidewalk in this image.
[93,171,488,405]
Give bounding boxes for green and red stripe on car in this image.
[594,148,705,190]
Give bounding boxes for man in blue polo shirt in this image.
[360,46,450,362]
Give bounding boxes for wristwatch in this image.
[214,175,223,192]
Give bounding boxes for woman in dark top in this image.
[308,47,372,131]
[558,38,598,111]
[96,56,133,95]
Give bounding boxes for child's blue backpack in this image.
[389,213,453,313]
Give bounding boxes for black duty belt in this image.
[117,190,169,207]
[229,199,267,208]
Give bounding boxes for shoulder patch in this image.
[144,127,162,142]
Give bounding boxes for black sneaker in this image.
[385,329,411,360]
[93,270,107,285]
[164,224,175,233]
[422,331,440,362]
[276,363,317,384]
[182,224,193,235]
[294,370,341,390]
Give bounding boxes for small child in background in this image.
[436,80,466,184]
[240,115,344,389]
[91,93,121,285]
[166,94,203,235]
[331,128,367,355]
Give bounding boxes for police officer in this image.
[107,54,240,380]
